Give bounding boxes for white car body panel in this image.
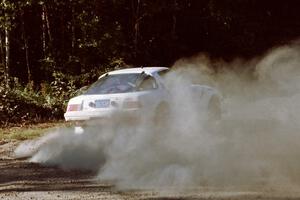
[64,67,220,122]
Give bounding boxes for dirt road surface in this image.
[1,140,300,200]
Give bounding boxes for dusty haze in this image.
[15,44,300,190]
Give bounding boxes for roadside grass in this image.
[0,121,70,141]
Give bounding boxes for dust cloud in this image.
[15,44,300,189]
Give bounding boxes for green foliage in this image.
[0,64,113,127]
[0,72,79,127]
[50,71,77,105]
[0,81,50,126]
[0,0,299,126]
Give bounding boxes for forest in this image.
[0,0,300,126]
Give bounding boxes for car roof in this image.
[107,67,169,75]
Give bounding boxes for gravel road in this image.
[1,140,300,200]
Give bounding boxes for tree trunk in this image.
[42,4,53,58]
[60,6,65,57]
[71,4,75,55]
[0,32,4,72]
[3,0,10,87]
[41,4,46,57]
[21,9,31,83]
[132,0,141,58]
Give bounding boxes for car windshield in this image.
[84,73,141,94]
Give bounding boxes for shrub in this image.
[0,65,111,127]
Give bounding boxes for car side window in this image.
[138,75,158,91]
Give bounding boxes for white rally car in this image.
[64,67,221,130]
